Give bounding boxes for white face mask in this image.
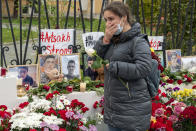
[114,20,123,35]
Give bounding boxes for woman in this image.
[94,2,152,131]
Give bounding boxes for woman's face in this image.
[104,10,122,28]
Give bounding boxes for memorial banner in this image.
[82,32,104,50]
[41,29,74,55]
[148,36,163,50]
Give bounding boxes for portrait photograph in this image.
[155,50,165,67]
[39,54,60,84]
[8,64,38,87]
[61,54,81,80]
[166,49,182,72]
[83,53,98,81]
[181,56,196,73]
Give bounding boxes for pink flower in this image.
[174,106,183,115]
[175,102,186,108]
[168,115,178,123]
[155,108,165,116]
[89,125,97,131]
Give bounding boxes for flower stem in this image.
[118,77,131,98]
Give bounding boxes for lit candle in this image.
[80,82,86,92]
[17,78,23,85]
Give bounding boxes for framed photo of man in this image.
[61,54,81,80]
[8,64,38,87]
[181,56,196,73]
[155,50,165,67]
[166,49,182,72]
[82,53,98,81]
[38,54,60,84]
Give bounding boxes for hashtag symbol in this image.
[40,32,45,42]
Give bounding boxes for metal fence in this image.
[0,0,195,67]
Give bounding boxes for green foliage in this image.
[27,77,104,97]
[127,0,195,55]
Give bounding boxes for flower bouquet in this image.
[0,92,98,131]
[149,84,196,131]
[27,77,104,99]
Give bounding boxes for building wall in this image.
[2,0,15,17]
[2,0,123,18]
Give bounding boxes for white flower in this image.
[85,48,96,57]
[28,99,51,112]
[10,113,44,130]
[64,77,68,82]
[43,115,63,125]
[97,113,103,120]
[59,95,67,101]
[81,117,87,124]
[193,90,196,96]
[56,101,64,110]
[63,99,70,105]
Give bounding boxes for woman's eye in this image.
[108,17,113,21]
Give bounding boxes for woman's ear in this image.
[122,16,127,24]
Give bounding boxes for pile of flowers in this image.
[0,105,11,130]
[0,91,98,131]
[149,84,196,131]
[27,77,104,98]
[160,69,196,85]
[93,96,104,124]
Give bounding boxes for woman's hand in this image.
[106,63,109,69]
[104,23,117,44]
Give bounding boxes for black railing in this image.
[0,0,195,67]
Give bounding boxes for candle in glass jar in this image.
[80,82,86,92]
[17,78,23,85]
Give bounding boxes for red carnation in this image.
[53,91,60,95]
[186,77,192,82]
[184,75,188,78]
[24,84,30,91]
[192,85,196,89]
[78,121,83,126]
[101,108,104,115]
[0,105,7,111]
[164,98,175,106]
[165,107,173,116]
[43,85,50,91]
[161,92,167,97]
[66,86,73,93]
[46,93,54,100]
[155,95,160,101]
[19,102,29,109]
[95,85,101,88]
[158,64,164,72]
[158,89,161,94]
[99,83,104,87]
[160,74,165,77]
[167,79,174,84]
[93,101,99,109]
[58,129,67,131]
[81,107,89,113]
[29,129,37,131]
[177,80,183,85]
